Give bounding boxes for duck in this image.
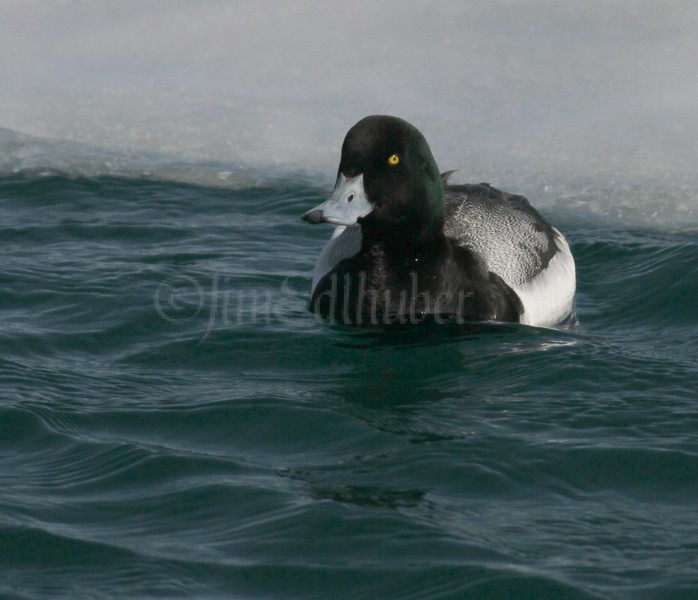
[301,115,575,327]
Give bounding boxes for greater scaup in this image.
[301,115,575,327]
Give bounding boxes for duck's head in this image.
[301,115,445,246]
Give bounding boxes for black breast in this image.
[309,238,522,325]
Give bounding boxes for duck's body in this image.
[302,116,575,327]
[442,182,576,327]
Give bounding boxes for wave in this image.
[0,128,262,189]
[2,127,697,232]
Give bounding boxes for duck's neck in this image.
[359,203,446,252]
[360,221,446,256]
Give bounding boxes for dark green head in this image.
[302,115,446,246]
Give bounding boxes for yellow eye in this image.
[388,153,400,166]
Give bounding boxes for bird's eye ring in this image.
[388,153,400,166]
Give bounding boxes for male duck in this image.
[301,115,575,327]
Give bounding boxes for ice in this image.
[1,0,697,226]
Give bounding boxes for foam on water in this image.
[2,0,697,227]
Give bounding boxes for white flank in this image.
[311,225,362,295]
[512,228,576,327]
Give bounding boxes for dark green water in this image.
[1,174,697,599]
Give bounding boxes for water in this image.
[1,173,696,599]
[2,1,698,599]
